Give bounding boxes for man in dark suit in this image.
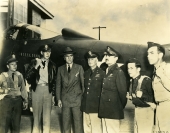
[98,46,127,133]
[81,51,105,133]
[56,47,84,133]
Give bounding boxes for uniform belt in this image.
[37,83,48,86]
[5,95,21,99]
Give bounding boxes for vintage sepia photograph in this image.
[0,0,170,133]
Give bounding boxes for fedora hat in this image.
[62,47,76,55]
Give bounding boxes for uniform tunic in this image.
[129,75,155,133]
[81,67,105,113]
[0,71,28,133]
[152,62,170,132]
[98,64,127,119]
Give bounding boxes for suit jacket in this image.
[98,64,127,119]
[56,63,84,107]
[81,67,105,113]
[25,59,56,94]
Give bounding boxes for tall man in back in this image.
[98,46,127,133]
[56,47,84,133]
[147,42,170,132]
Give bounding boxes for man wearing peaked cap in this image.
[56,46,84,133]
[81,51,104,133]
[39,44,52,53]
[6,54,18,64]
[0,54,28,133]
[85,50,99,58]
[25,44,56,133]
[98,46,127,133]
[104,46,120,58]
[147,42,170,132]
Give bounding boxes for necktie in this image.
[90,70,93,77]
[42,61,46,69]
[68,65,71,73]
[12,73,14,81]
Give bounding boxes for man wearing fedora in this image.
[26,44,56,133]
[56,47,84,133]
[0,54,28,133]
[81,51,105,133]
[147,42,170,132]
[98,46,127,133]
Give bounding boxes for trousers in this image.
[0,96,22,133]
[32,85,52,133]
[102,118,120,133]
[134,107,154,133]
[155,101,170,132]
[83,112,102,133]
[62,106,83,133]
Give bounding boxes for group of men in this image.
[0,42,169,133]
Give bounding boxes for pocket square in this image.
[75,72,79,77]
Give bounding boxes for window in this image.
[32,10,41,26]
[13,2,27,25]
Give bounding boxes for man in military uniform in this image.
[56,47,84,133]
[147,42,170,132]
[81,51,105,133]
[0,54,28,133]
[126,58,155,133]
[26,44,56,133]
[98,46,127,133]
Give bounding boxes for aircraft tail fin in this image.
[62,28,95,39]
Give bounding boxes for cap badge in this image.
[12,54,15,59]
[45,45,48,50]
[88,51,92,56]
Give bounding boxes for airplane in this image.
[1,23,170,133]
[1,23,170,75]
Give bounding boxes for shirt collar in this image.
[133,74,141,81]
[66,63,73,68]
[8,70,16,76]
[41,58,49,63]
[91,66,97,73]
[155,61,166,70]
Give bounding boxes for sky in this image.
[45,0,170,44]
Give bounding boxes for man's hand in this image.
[136,91,143,98]
[52,96,55,106]
[35,58,42,69]
[58,100,62,108]
[126,92,132,100]
[148,103,156,110]
[23,102,28,110]
[4,88,14,94]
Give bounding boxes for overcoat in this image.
[81,67,105,113]
[56,63,84,107]
[98,64,127,119]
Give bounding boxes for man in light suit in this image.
[56,47,84,133]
